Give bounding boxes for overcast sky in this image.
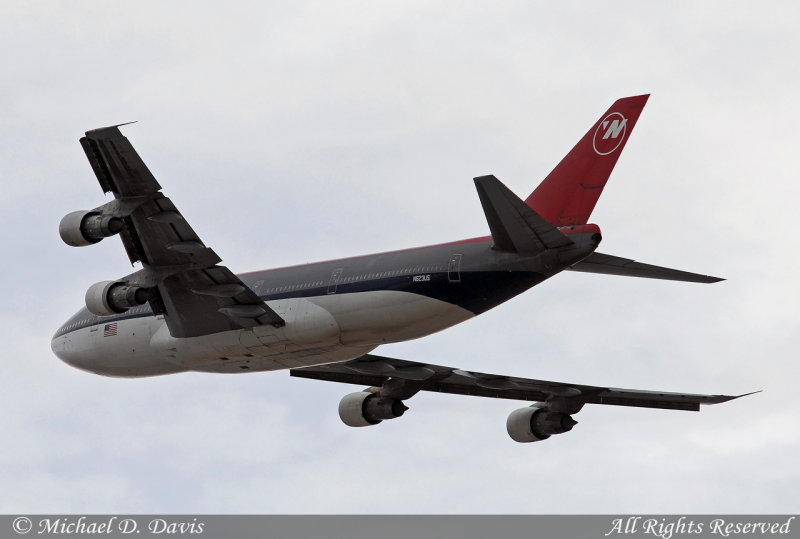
[2,2,798,513]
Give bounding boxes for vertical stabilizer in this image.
[525,94,649,226]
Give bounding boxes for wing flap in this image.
[592,388,740,411]
[126,194,220,267]
[158,266,284,337]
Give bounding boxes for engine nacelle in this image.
[85,280,153,316]
[338,391,409,427]
[60,210,124,247]
[506,405,578,443]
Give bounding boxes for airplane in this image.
[52,94,746,443]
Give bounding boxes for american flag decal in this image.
[103,323,118,337]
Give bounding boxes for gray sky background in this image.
[2,2,798,513]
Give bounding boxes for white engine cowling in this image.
[506,405,577,443]
[60,210,123,247]
[338,391,408,427]
[85,280,152,316]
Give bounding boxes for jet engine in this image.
[85,280,153,316]
[60,210,124,247]
[338,391,409,427]
[506,404,578,443]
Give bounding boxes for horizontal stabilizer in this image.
[474,175,573,255]
[568,252,724,283]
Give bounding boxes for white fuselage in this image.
[51,290,474,377]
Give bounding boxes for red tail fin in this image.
[525,94,649,226]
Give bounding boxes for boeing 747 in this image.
[52,95,744,443]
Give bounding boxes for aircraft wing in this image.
[568,252,724,283]
[80,125,284,338]
[290,354,743,411]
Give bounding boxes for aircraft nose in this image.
[51,324,97,374]
[51,331,79,369]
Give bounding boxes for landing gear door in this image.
[447,253,462,283]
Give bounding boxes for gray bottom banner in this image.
[2,515,797,539]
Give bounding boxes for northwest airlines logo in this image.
[592,112,628,155]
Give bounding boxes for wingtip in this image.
[85,121,138,136]
[738,390,762,398]
[713,390,761,404]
